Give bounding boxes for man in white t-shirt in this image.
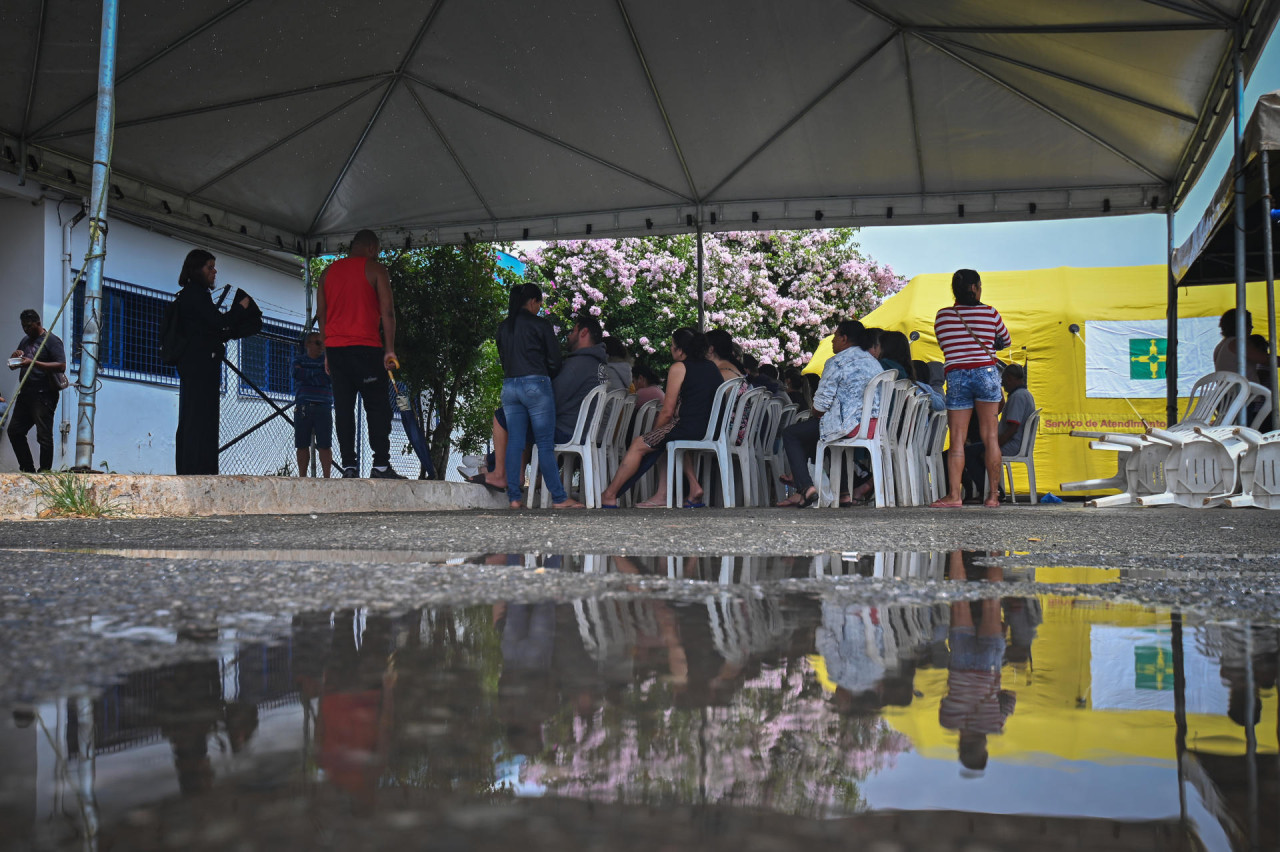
[963,364,1033,501]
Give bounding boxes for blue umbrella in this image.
[388,370,436,479]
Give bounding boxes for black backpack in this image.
[158,295,186,366]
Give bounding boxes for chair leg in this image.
[667,448,680,509]
[1026,462,1036,505]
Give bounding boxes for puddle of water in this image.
[16,547,1132,585]
[3,587,1278,851]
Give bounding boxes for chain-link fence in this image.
[218,330,459,478]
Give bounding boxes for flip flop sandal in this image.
[466,473,507,494]
[682,499,706,509]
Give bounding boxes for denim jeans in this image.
[501,375,567,503]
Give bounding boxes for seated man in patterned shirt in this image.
[777,320,884,507]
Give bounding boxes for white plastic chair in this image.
[529,384,608,508]
[886,383,930,506]
[996,407,1041,504]
[627,398,661,505]
[923,409,948,503]
[1063,371,1250,505]
[727,386,769,506]
[756,398,789,504]
[814,370,895,508]
[667,377,746,509]
[1135,425,1251,508]
[1226,427,1280,509]
[607,393,636,481]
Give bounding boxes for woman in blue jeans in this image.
[495,283,583,509]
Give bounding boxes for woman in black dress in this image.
[600,328,722,508]
[172,249,256,475]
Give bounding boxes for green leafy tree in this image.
[384,245,514,475]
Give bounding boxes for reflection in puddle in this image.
[4,574,1277,850]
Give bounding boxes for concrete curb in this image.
[0,473,508,519]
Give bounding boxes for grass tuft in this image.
[27,471,127,518]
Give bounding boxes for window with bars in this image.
[238,320,304,400]
[72,276,180,386]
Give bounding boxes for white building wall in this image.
[0,184,306,474]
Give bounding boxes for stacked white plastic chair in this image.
[1062,372,1250,507]
[1226,427,1280,508]
[757,398,790,505]
[814,370,895,507]
[529,384,609,507]
[1134,425,1252,508]
[667,377,746,508]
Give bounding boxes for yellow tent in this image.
[808,266,1278,495]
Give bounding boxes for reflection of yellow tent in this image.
[883,596,1278,764]
[808,266,1278,495]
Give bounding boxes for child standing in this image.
[294,332,335,477]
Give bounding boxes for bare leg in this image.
[483,415,507,488]
[640,452,704,506]
[975,400,1002,506]
[935,407,972,506]
[318,448,334,478]
[601,436,658,507]
[296,448,309,477]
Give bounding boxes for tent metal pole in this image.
[696,215,705,332]
[1166,208,1179,427]
[72,0,118,471]
[1231,23,1248,417]
[1262,149,1279,427]
[1171,612,1187,833]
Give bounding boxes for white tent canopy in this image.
[2,0,1278,259]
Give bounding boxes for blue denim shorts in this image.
[945,365,1002,410]
[949,627,1006,672]
[293,402,333,449]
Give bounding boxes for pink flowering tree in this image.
[519,229,905,367]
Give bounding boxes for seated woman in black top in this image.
[600,328,722,508]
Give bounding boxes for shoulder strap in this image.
[951,307,996,358]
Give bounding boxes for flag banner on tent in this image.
[1084,318,1218,398]
[1090,626,1227,714]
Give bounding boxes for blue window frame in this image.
[238,320,303,400]
[72,275,180,386]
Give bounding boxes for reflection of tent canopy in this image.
[841,265,1275,495]
[1171,90,1280,427]
[2,3,1279,253]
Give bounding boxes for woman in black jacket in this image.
[172,249,256,475]
[496,283,582,509]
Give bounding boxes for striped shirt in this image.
[934,304,1010,373]
[939,670,1015,735]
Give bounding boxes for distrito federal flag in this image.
[1084,317,1218,398]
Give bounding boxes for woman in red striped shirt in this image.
[932,269,1010,508]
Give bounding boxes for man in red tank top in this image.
[317,229,403,478]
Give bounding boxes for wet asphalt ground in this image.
[1,503,1278,703]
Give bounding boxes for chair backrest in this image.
[595,389,627,448]
[613,393,636,446]
[631,398,661,442]
[927,409,948,453]
[725,385,765,449]
[1182,371,1249,427]
[903,389,932,451]
[699,377,747,443]
[757,396,785,456]
[1010,407,1042,460]
[1247,382,1272,430]
[887,379,919,444]
[567,384,608,445]
[848,371,896,439]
